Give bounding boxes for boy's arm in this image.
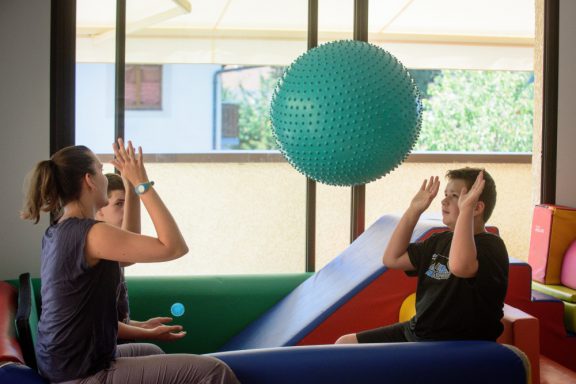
[120,175,141,267]
[382,207,422,270]
[383,176,440,270]
[448,172,484,278]
[121,176,141,234]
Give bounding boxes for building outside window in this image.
[125,64,162,110]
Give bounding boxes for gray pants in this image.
[57,343,239,384]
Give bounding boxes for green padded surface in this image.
[532,281,576,303]
[564,301,576,333]
[6,274,311,355]
[125,274,311,354]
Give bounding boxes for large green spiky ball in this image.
[270,40,422,186]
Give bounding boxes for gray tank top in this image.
[36,218,121,382]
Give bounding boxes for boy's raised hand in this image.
[410,176,440,214]
[458,170,485,211]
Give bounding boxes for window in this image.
[411,69,534,153]
[75,0,536,275]
[219,66,284,150]
[125,64,162,110]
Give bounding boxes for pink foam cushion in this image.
[561,240,576,289]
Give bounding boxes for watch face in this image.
[137,184,146,193]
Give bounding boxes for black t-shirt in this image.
[406,231,509,341]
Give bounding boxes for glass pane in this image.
[76,0,116,153]
[314,0,354,270]
[366,162,533,265]
[120,0,308,275]
[365,0,535,261]
[412,69,533,153]
[133,162,307,275]
[74,0,537,276]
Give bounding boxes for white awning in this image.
[76,0,535,70]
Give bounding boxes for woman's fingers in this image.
[114,138,140,163]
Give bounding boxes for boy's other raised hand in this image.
[458,170,485,211]
[409,176,440,214]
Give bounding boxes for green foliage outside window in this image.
[414,70,534,152]
[223,67,283,150]
[223,67,534,153]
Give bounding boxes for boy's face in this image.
[441,178,467,229]
[96,189,125,227]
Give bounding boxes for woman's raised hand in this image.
[111,138,149,187]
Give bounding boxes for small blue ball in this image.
[171,302,185,317]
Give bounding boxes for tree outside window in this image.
[221,66,533,153]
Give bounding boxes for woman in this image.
[22,139,239,384]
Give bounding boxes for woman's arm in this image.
[117,321,186,341]
[121,176,140,234]
[85,139,188,265]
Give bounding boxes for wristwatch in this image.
[134,181,154,195]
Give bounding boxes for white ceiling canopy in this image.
[76,0,535,70]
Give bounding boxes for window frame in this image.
[53,0,555,274]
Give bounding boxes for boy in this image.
[96,173,186,342]
[336,167,509,343]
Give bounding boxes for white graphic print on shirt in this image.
[425,253,451,280]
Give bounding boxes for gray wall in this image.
[0,0,50,280]
[556,0,576,207]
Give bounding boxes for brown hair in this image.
[446,167,497,222]
[105,173,125,195]
[21,145,96,223]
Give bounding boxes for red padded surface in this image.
[297,269,416,345]
[0,281,24,364]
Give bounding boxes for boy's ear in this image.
[474,201,485,217]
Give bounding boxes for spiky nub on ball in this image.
[270,40,422,186]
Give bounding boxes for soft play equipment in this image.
[528,204,576,284]
[399,293,541,384]
[0,281,46,383]
[528,205,576,333]
[270,40,422,186]
[4,213,576,382]
[220,215,442,351]
[15,273,39,370]
[0,281,23,364]
[561,240,576,289]
[211,342,529,384]
[3,270,535,384]
[0,362,46,383]
[532,281,576,333]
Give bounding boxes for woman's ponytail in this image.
[21,145,94,224]
[21,160,62,223]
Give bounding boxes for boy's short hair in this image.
[105,173,125,195]
[446,167,496,222]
